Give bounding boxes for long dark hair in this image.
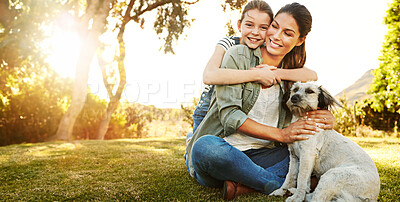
[277,3,312,91]
[278,3,312,70]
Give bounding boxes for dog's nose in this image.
[291,94,301,104]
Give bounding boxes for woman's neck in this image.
[261,46,283,67]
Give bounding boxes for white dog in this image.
[271,82,380,202]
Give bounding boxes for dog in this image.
[270,82,380,202]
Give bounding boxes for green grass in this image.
[0,137,399,201]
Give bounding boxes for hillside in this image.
[335,69,374,104]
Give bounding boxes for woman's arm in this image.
[202,46,278,86]
[237,109,336,143]
[237,118,319,143]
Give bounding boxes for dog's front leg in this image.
[270,145,298,196]
[286,141,317,202]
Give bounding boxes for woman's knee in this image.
[191,135,233,164]
[192,135,223,154]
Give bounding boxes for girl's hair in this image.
[239,0,273,24]
[277,3,312,70]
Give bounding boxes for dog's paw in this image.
[270,188,287,196]
[288,188,297,194]
[286,193,305,202]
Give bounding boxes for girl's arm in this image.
[203,46,317,86]
[273,66,318,81]
[255,65,318,82]
[202,46,278,86]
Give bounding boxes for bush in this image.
[333,96,357,136]
[0,68,73,145]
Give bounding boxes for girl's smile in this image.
[238,9,271,49]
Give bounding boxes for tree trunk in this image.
[95,62,126,140]
[95,98,120,140]
[51,1,111,141]
[94,0,132,140]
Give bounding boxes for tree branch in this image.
[131,0,172,21]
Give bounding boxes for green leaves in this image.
[370,0,400,114]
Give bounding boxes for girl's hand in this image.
[250,65,281,87]
[305,110,335,130]
[279,118,319,143]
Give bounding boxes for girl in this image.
[186,2,334,200]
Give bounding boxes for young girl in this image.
[186,2,335,200]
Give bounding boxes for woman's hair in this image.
[239,0,273,24]
[277,3,312,70]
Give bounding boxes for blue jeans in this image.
[187,135,289,194]
[183,85,213,160]
[192,85,214,133]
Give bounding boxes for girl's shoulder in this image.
[217,36,240,51]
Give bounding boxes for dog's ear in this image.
[318,86,343,110]
[282,89,291,111]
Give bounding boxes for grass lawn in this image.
[0,137,399,201]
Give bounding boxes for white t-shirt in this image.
[224,84,280,151]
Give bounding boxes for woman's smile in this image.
[265,13,303,57]
[268,39,282,49]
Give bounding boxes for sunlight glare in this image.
[45,14,82,78]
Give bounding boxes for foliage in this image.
[0,137,398,201]
[180,97,199,127]
[333,95,357,136]
[123,102,154,138]
[356,99,400,134]
[0,0,65,72]
[221,0,248,36]
[0,67,73,146]
[369,0,400,115]
[73,93,108,140]
[335,94,400,137]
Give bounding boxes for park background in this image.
[0,0,399,201]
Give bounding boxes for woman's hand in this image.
[250,64,281,87]
[305,109,335,130]
[278,119,320,143]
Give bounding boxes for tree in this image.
[94,0,199,139]
[180,97,199,127]
[94,0,247,139]
[0,0,73,146]
[369,0,400,116]
[124,103,154,138]
[53,0,115,141]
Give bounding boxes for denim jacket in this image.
[186,44,291,178]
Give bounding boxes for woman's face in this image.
[265,13,305,57]
[237,9,271,49]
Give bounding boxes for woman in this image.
[186,2,333,200]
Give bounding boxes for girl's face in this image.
[265,13,306,57]
[237,9,271,49]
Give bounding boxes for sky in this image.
[51,0,392,108]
